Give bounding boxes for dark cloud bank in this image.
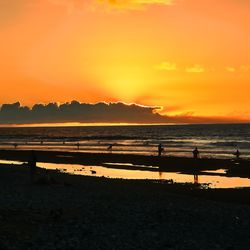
[0,101,168,125]
[0,101,245,125]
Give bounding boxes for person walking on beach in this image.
[234,149,241,159]
[193,147,199,159]
[29,150,37,182]
[107,144,113,152]
[158,143,164,156]
[76,142,80,150]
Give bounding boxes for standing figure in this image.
[158,143,164,156]
[194,174,199,184]
[193,147,199,159]
[76,142,80,150]
[107,144,113,152]
[234,149,240,159]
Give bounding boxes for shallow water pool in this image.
[1,159,250,189]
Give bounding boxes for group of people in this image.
[106,142,241,159]
[157,143,199,158]
[157,144,241,159]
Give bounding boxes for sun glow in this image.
[0,0,250,123]
[1,122,172,128]
[101,66,154,101]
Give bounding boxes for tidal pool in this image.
[1,159,250,189]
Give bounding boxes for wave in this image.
[0,124,249,159]
[209,141,250,148]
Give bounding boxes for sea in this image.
[0,123,249,159]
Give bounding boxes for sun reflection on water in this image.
[0,159,250,189]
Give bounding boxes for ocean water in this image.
[0,123,249,159]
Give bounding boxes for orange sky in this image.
[0,0,250,122]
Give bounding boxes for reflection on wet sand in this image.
[194,174,199,184]
[1,159,250,189]
[39,162,250,189]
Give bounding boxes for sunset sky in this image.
[0,0,250,123]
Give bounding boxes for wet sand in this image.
[0,162,250,249]
[0,149,250,178]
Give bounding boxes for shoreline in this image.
[0,149,250,178]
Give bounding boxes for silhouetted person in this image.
[76,142,80,150]
[234,149,240,159]
[107,144,113,151]
[194,174,199,184]
[158,143,164,156]
[29,150,37,181]
[159,171,163,180]
[41,140,43,145]
[13,143,18,149]
[193,147,199,159]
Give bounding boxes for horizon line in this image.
[0,121,249,128]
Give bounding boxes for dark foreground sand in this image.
[1,159,250,250]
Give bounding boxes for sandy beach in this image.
[0,149,250,177]
[2,0,250,248]
[0,150,250,249]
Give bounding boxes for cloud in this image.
[155,61,177,71]
[185,64,205,73]
[163,113,249,124]
[48,0,174,9]
[0,101,167,124]
[225,65,250,73]
[239,65,250,73]
[0,0,174,19]
[225,67,236,73]
[98,0,174,5]
[96,0,174,9]
[0,101,248,125]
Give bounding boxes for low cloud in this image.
[0,101,167,125]
[155,61,177,71]
[0,101,248,125]
[163,113,249,124]
[185,64,205,73]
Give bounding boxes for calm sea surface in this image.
[0,124,249,159]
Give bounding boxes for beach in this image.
[1,150,250,249]
[2,0,250,248]
[0,149,250,177]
